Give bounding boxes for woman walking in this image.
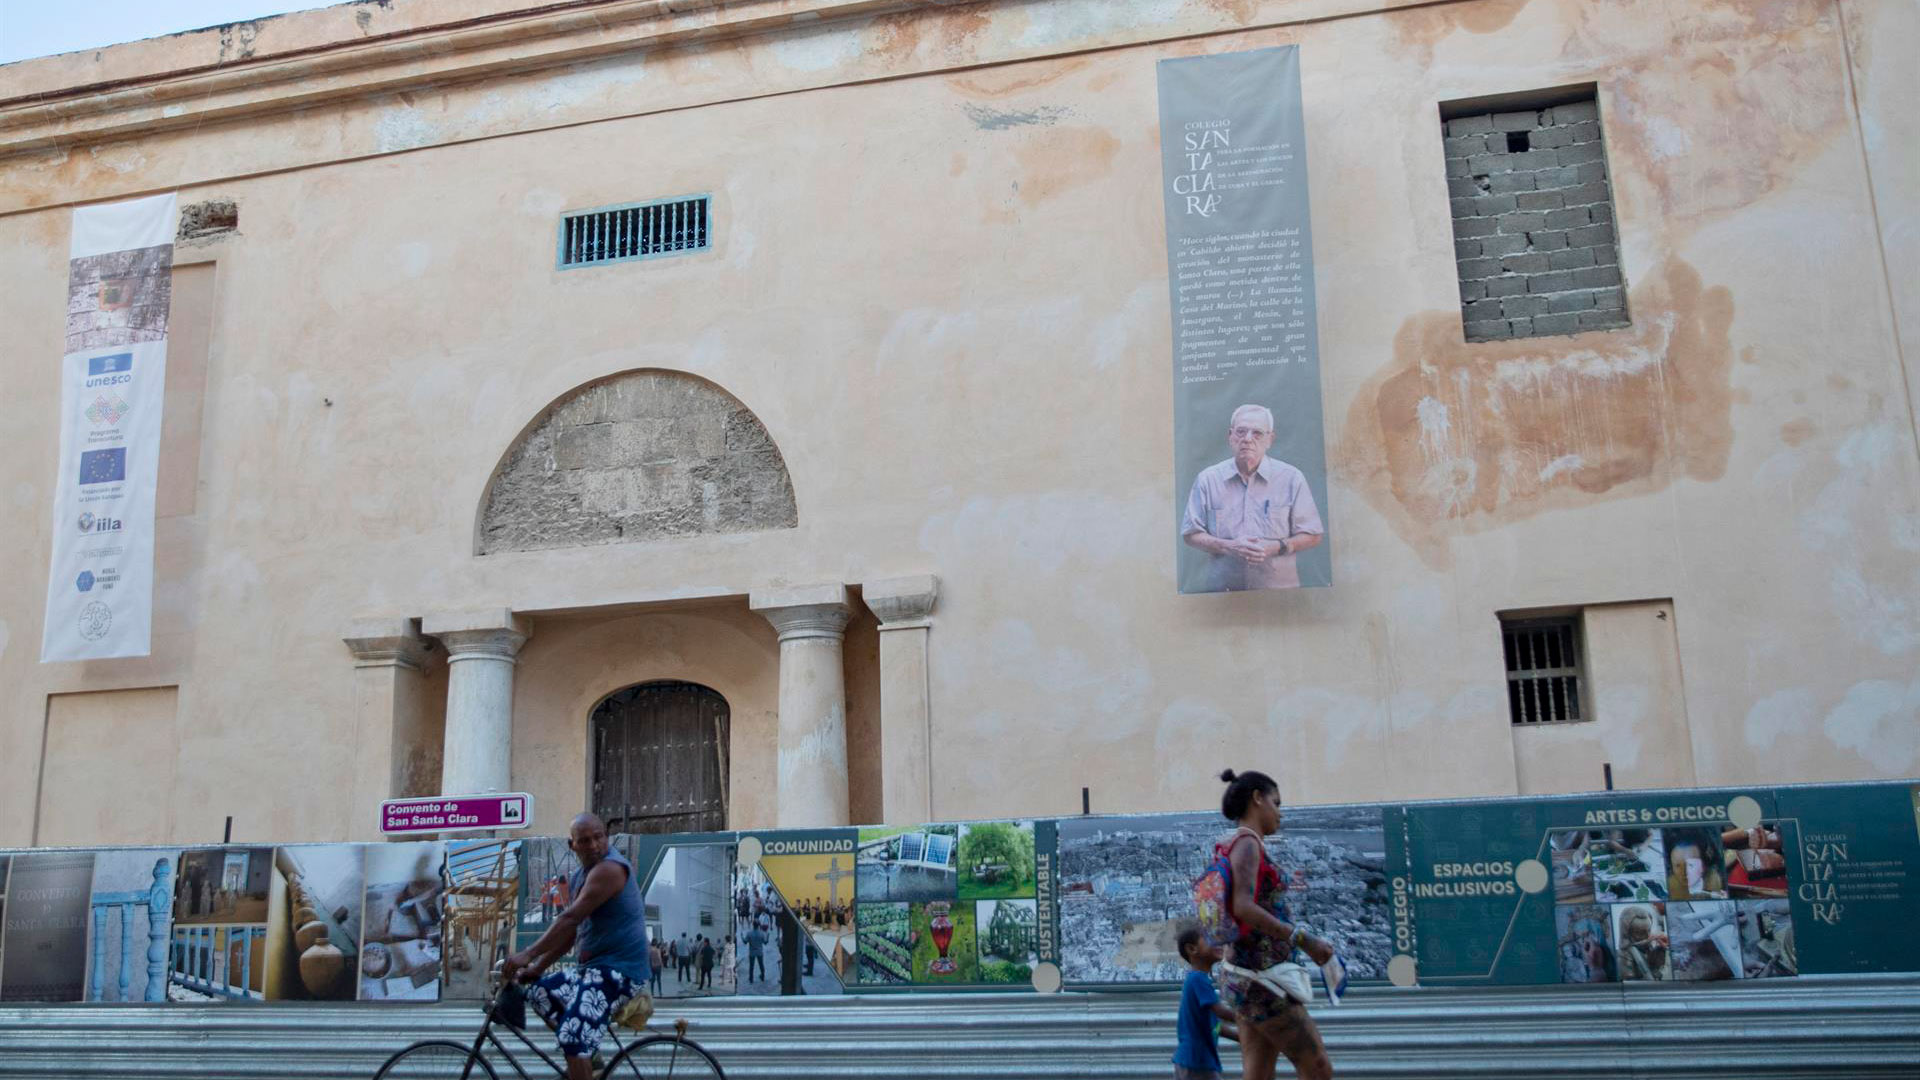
[1216,768,1337,1080]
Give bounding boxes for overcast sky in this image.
[0,1,321,65]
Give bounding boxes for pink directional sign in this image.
[381,792,534,835]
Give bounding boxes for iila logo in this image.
[77,512,123,533]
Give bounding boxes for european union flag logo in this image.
[87,353,134,376]
[78,447,126,485]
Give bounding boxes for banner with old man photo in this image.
[1158,46,1332,594]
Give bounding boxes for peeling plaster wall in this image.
[1,0,1916,846]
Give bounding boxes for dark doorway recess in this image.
[589,681,729,834]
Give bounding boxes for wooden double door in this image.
[589,681,729,835]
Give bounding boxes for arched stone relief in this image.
[477,369,797,554]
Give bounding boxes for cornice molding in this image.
[0,0,921,157]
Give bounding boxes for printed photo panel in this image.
[516,835,577,957]
[442,839,522,1001]
[173,847,271,926]
[0,855,9,992]
[1553,904,1615,984]
[957,821,1037,901]
[633,836,736,999]
[854,902,911,987]
[361,842,444,1002]
[1667,901,1740,981]
[264,845,364,1001]
[1612,902,1670,981]
[84,847,182,1002]
[735,832,853,996]
[1060,806,1393,985]
[0,851,94,1002]
[909,900,976,983]
[976,899,1039,985]
[856,824,957,902]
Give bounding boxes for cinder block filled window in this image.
[1441,92,1628,342]
[1501,614,1585,724]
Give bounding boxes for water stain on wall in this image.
[1194,0,1258,26]
[1601,0,1846,225]
[1012,127,1120,205]
[1387,0,1530,62]
[1337,257,1735,567]
[949,56,1093,99]
[864,7,992,63]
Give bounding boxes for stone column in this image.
[750,584,854,828]
[861,575,939,824]
[343,618,434,841]
[421,609,530,796]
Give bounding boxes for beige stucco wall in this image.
[1510,600,1694,796]
[1,0,1916,848]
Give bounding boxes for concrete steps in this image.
[2,974,1917,1079]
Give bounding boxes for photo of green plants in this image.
[957,821,1036,900]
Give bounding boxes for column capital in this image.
[750,583,852,643]
[423,608,531,661]
[343,618,433,672]
[862,574,939,629]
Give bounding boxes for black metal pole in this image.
[1081,787,1090,815]
[223,815,233,844]
[1602,763,1614,791]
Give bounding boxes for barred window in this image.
[558,195,710,269]
[1502,615,1585,724]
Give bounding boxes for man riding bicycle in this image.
[500,813,654,1080]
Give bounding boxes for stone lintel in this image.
[343,617,433,671]
[751,583,852,642]
[862,574,938,628]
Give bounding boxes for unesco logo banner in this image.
[42,192,175,663]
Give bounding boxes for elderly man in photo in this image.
[1182,404,1325,591]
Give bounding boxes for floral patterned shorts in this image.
[526,965,643,1058]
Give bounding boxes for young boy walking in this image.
[1175,926,1238,1080]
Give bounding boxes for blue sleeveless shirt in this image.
[569,847,652,985]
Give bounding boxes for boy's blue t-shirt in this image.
[1173,969,1223,1071]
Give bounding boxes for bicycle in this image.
[372,975,725,1080]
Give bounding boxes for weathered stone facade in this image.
[477,370,797,554]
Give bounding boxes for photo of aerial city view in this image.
[1057,805,1392,984]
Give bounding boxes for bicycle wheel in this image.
[601,1035,726,1079]
[372,1040,499,1079]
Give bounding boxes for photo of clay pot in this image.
[360,842,445,1002]
[263,846,364,1001]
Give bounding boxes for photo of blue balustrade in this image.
[361,842,444,1002]
[169,924,265,1001]
[83,848,180,1002]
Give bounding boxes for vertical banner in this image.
[42,192,176,661]
[1158,47,1331,594]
